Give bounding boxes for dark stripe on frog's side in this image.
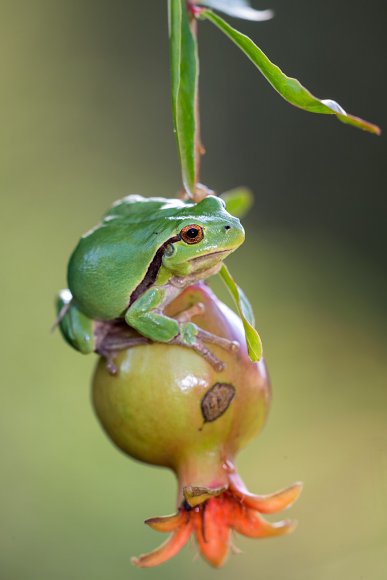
[129,235,181,306]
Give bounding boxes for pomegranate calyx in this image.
[133,475,302,568]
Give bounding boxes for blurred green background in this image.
[1,1,386,579]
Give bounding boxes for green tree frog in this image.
[56,194,246,371]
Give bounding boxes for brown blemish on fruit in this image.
[201,383,236,423]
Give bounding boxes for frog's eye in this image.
[180,224,204,244]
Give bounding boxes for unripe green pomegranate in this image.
[92,283,302,567]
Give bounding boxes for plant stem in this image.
[191,16,201,187]
[188,2,205,198]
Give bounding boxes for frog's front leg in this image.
[172,301,240,371]
[173,301,240,354]
[125,286,187,343]
[125,285,239,371]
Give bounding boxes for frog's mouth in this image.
[187,249,233,274]
[189,249,231,264]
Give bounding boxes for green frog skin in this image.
[56,195,245,370]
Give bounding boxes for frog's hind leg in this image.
[55,290,95,354]
[95,325,150,375]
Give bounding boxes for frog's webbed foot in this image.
[100,354,118,376]
[96,338,148,376]
[196,328,240,355]
[174,301,206,322]
[170,335,226,371]
[171,303,240,371]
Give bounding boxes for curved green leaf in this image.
[200,9,381,135]
[198,0,273,21]
[168,0,180,115]
[219,264,262,361]
[169,0,199,196]
[220,186,254,218]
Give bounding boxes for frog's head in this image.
[162,196,245,277]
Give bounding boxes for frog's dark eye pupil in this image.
[180,224,204,244]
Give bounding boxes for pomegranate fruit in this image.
[92,282,302,567]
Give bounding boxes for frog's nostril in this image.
[224,225,231,231]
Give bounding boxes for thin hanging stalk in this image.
[169,0,380,200]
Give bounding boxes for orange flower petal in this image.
[145,511,185,532]
[193,498,231,568]
[231,503,296,538]
[132,521,192,568]
[231,480,304,514]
